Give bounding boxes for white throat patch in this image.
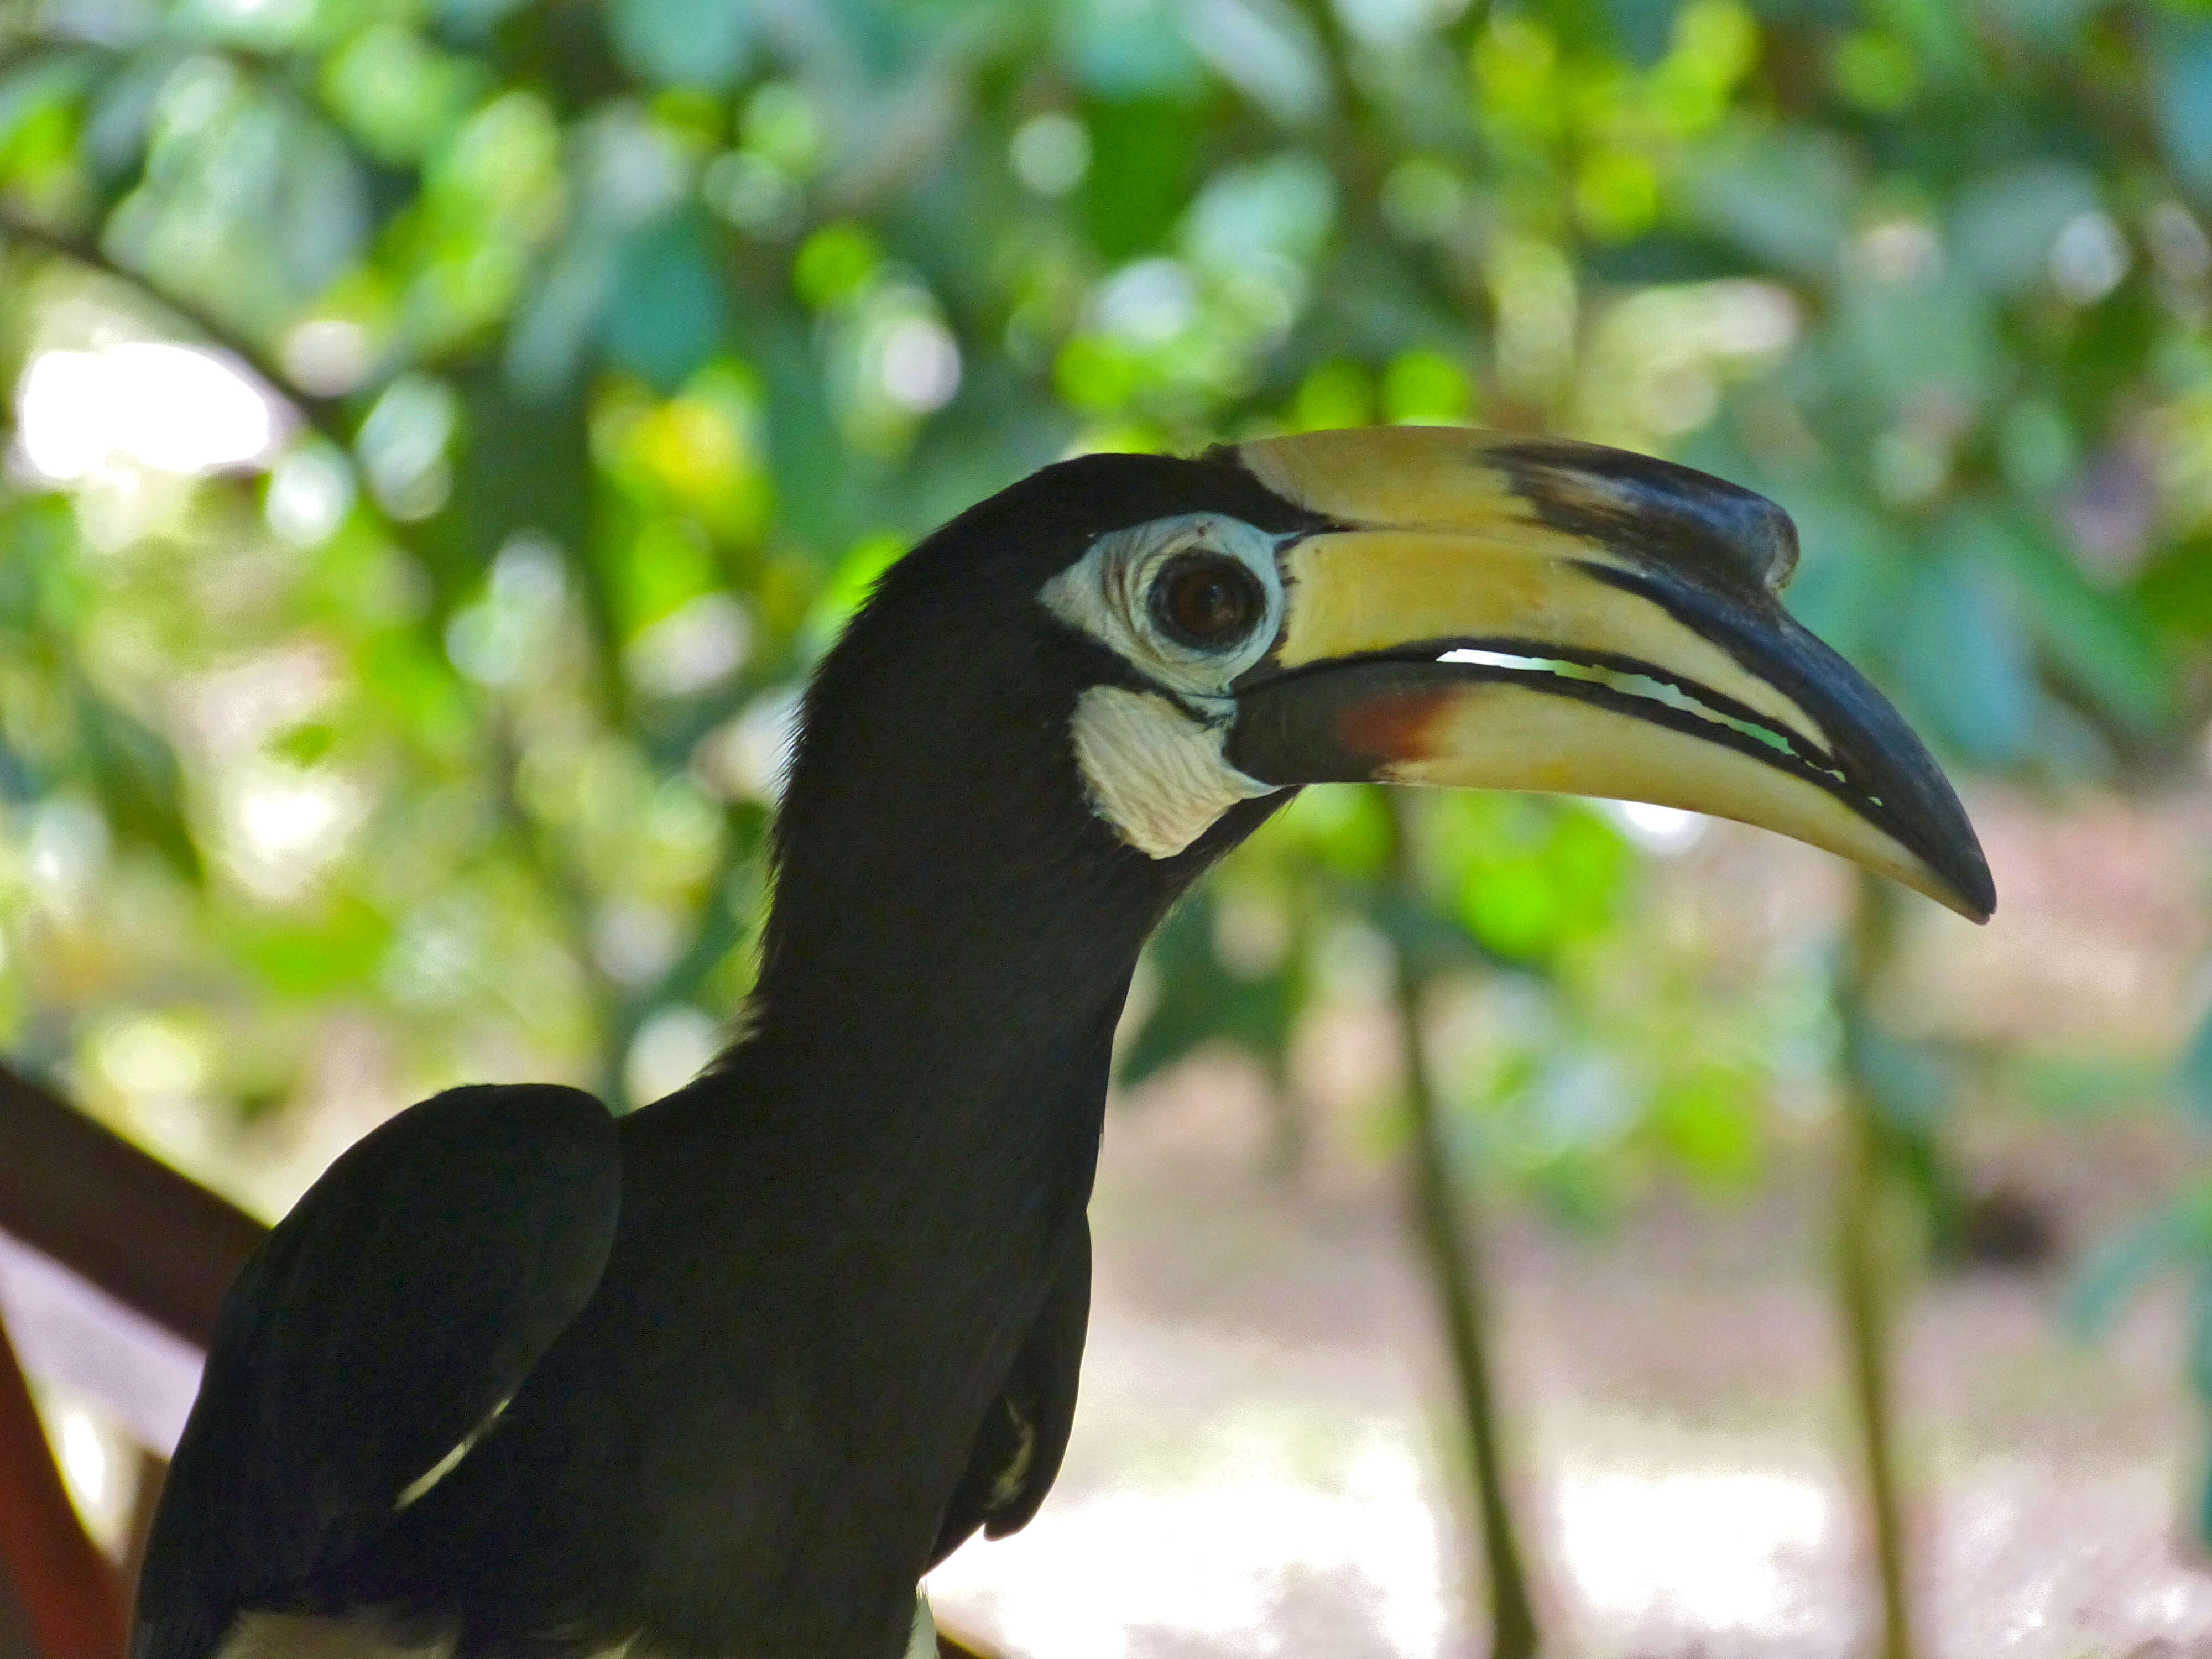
[1070,685,1274,858]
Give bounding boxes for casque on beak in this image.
[1223,427,1995,922]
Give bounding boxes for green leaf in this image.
[802,533,907,650]
[451,366,594,585]
[0,51,94,155]
[2157,19,2212,197]
[1985,513,2175,738]
[792,223,880,310]
[322,25,484,165]
[604,213,729,394]
[1062,0,1208,98]
[2138,534,2212,642]
[1083,96,1203,258]
[1678,128,1858,278]
[1835,265,1999,418]
[609,0,752,90]
[269,722,337,766]
[2190,1262,2212,1404]
[1264,782,1392,877]
[1461,852,1559,961]
[1526,1146,1630,1233]
[1651,1063,1762,1191]
[1890,530,2039,769]
[231,899,393,999]
[1952,165,2099,296]
[71,679,201,884]
[2179,1001,2212,1130]
[1776,492,1912,668]
[506,233,620,404]
[2066,1186,2212,1337]
[744,310,852,552]
[1120,893,1302,1085]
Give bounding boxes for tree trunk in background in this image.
[1836,872,1917,1659]
[1386,796,1542,1659]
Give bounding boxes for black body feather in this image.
[134,452,1317,1659]
[134,1084,621,1659]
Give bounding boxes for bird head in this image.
[896,426,1988,918]
[769,426,1989,1031]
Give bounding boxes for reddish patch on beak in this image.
[1334,686,1458,764]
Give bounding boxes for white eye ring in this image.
[1042,512,1285,701]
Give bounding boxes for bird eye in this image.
[1150,552,1265,651]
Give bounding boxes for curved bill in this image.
[1225,427,1996,922]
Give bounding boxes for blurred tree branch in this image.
[0,214,354,452]
[1386,793,1542,1659]
[1837,873,1918,1659]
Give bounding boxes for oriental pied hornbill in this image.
[134,428,1992,1659]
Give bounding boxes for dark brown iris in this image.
[1151,552,1264,649]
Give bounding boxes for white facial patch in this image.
[1068,686,1274,858]
[1042,513,1288,858]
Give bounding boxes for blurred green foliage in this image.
[0,0,2209,1509]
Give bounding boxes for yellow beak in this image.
[1224,427,1994,922]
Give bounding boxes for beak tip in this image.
[1959,874,1997,926]
[1926,845,1996,924]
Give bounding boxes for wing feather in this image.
[928,1220,1090,1567]
[133,1084,621,1659]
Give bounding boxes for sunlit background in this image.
[0,0,2209,1652]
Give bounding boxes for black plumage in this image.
[138,1084,620,1659]
[136,452,1315,1659]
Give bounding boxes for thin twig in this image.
[1385,791,1542,1659]
[1837,870,1916,1659]
[0,211,355,451]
